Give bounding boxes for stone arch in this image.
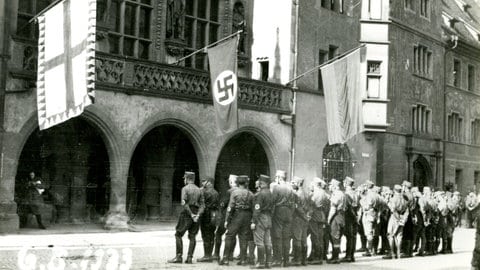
[213,126,279,179]
[129,117,209,179]
[413,155,433,191]
[3,108,124,200]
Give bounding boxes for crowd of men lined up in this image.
[168,170,465,268]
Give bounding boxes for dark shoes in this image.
[197,256,213,262]
[168,255,183,263]
[185,257,193,264]
[219,257,229,266]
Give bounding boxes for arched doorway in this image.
[322,143,353,183]
[127,125,199,221]
[215,132,270,194]
[15,118,110,226]
[413,155,432,191]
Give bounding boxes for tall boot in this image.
[363,240,372,256]
[213,236,222,260]
[185,238,196,264]
[252,246,265,269]
[168,234,183,263]
[35,215,46,229]
[357,234,367,252]
[237,239,248,265]
[271,240,282,267]
[447,237,453,253]
[282,240,291,267]
[248,241,256,265]
[400,240,412,258]
[197,241,213,262]
[291,244,302,266]
[327,248,340,264]
[440,239,447,254]
[265,246,272,269]
[383,238,395,259]
[220,236,233,266]
[373,236,379,255]
[301,246,308,266]
[434,239,440,254]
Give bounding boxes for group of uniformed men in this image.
[168,170,462,268]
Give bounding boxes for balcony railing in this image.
[95,52,292,114]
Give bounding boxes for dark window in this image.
[468,65,475,91]
[471,119,480,145]
[413,44,432,77]
[455,169,462,189]
[108,0,153,59]
[412,104,431,134]
[420,0,429,18]
[448,112,463,142]
[16,0,53,39]
[328,45,338,59]
[405,0,413,10]
[260,61,269,81]
[318,50,328,93]
[322,144,353,183]
[453,59,461,87]
[184,0,221,70]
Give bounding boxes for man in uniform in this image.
[400,180,415,258]
[271,170,295,267]
[412,187,427,256]
[378,186,393,255]
[198,177,219,262]
[466,191,480,269]
[444,183,457,254]
[213,174,237,261]
[327,178,346,264]
[360,180,380,257]
[291,176,312,266]
[343,176,358,262]
[356,184,368,252]
[384,185,409,260]
[220,175,254,266]
[308,177,329,265]
[168,172,205,264]
[422,187,436,256]
[251,175,274,269]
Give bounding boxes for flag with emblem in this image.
[321,46,366,145]
[207,36,239,135]
[36,0,96,130]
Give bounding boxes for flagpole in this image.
[289,0,300,182]
[173,30,243,65]
[28,0,64,24]
[286,43,366,86]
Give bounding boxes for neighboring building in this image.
[0,0,478,233]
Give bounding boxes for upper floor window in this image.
[413,44,432,78]
[184,0,220,70]
[259,60,269,81]
[369,0,382,20]
[448,112,463,142]
[367,61,381,98]
[318,50,328,94]
[420,0,430,18]
[453,59,461,87]
[16,0,53,39]
[468,64,476,91]
[472,119,480,145]
[232,2,246,54]
[405,0,414,11]
[412,104,431,134]
[107,0,153,59]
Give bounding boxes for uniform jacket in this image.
[225,187,253,222]
[181,183,205,216]
[252,187,274,228]
[311,187,330,223]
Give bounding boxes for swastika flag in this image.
[36,0,96,130]
[207,37,239,135]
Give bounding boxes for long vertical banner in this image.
[37,0,96,130]
[207,37,239,135]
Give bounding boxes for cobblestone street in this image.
[0,227,474,270]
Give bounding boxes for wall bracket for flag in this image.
[286,43,366,87]
[173,30,243,65]
[28,0,64,24]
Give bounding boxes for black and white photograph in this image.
[0,0,479,269]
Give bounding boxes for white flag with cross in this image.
[36,0,96,130]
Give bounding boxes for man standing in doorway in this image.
[21,171,47,229]
[168,171,205,264]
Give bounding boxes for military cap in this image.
[330,178,341,187]
[365,180,375,188]
[402,180,412,188]
[276,170,286,178]
[411,187,419,193]
[236,175,249,185]
[373,186,381,193]
[258,174,271,184]
[344,176,355,187]
[229,174,238,181]
[313,177,326,187]
[393,184,402,192]
[423,186,432,193]
[382,186,391,193]
[453,191,460,196]
[184,171,195,180]
[293,176,305,185]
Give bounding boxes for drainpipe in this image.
[442,35,458,189]
[0,0,10,181]
[289,0,299,181]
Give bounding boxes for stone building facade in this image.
[0,0,479,233]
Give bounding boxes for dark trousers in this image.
[329,213,345,260]
[472,231,480,269]
[344,216,358,259]
[175,210,200,257]
[272,206,293,263]
[223,210,252,261]
[309,220,325,261]
[200,210,216,257]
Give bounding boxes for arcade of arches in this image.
[14,123,271,226]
